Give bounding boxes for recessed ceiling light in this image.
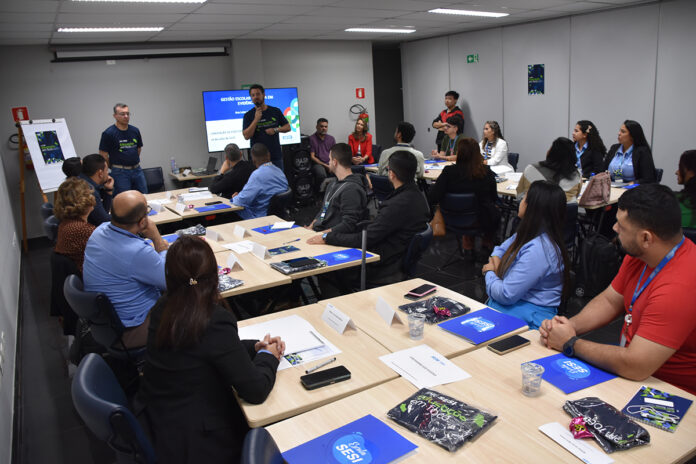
[72,0,206,3]
[345,28,416,34]
[57,27,164,32]
[428,8,509,18]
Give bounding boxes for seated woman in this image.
[676,150,696,228]
[428,137,500,251]
[348,118,374,164]
[604,119,656,184]
[431,114,463,161]
[483,180,571,329]
[136,236,284,464]
[479,120,513,174]
[53,177,96,273]
[572,120,606,178]
[517,137,582,202]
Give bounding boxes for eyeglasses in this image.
[116,112,130,116]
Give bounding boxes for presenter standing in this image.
[99,103,147,196]
[242,84,291,170]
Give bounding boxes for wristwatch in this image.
[274,127,279,134]
[562,336,579,357]
[322,233,328,241]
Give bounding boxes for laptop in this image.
[194,156,218,175]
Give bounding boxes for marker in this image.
[305,357,337,374]
[283,238,300,245]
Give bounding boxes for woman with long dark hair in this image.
[137,236,284,464]
[428,137,500,251]
[517,137,582,202]
[572,120,606,177]
[676,150,696,228]
[482,181,571,329]
[479,120,513,174]
[348,118,374,164]
[604,119,656,184]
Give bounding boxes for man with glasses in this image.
[83,190,169,348]
[99,103,148,195]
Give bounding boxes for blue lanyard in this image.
[628,236,685,316]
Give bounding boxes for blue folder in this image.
[530,353,616,394]
[194,203,231,213]
[252,224,300,234]
[437,307,527,344]
[313,248,373,266]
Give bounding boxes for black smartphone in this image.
[300,365,351,390]
[404,283,437,300]
[285,257,320,268]
[204,200,222,205]
[487,334,530,355]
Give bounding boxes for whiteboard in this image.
[20,119,78,193]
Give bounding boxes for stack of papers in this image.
[178,191,213,202]
[222,240,255,254]
[271,221,295,230]
[379,345,470,389]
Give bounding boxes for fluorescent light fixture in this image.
[57,27,164,32]
[345,28,416,34]
[72,0,205,3]
[428,8,509,18]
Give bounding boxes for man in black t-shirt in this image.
[242,84,290,170]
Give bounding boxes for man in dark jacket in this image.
[209,143,255,199]
[308,150,430,286]
[79,153,113,226]
[306,143,367,235]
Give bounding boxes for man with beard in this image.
[540,184,696,395]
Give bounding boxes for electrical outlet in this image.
[11,233,16,248]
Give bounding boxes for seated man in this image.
[209,143,255,199]
[540,184,696,395]
[83,190,169,348]
[232,143,289,219]
[308,151,430,285]
[307,143,367,234]
[377,121,425,179]
[79,153,114,226]
[309,118,336,192]
[62,156,82,177]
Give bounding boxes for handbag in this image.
[579,171,611,207]
[430,206,446,237]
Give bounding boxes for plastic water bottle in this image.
[170,157,177,173]
[357,143,361,156]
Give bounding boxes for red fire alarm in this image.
[12,106,29,122]
[356,88,365,99]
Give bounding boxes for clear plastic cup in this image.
[408,313,426,340]
[521,362,544,396]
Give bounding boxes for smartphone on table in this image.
[487,334,530,355]
[404,283,437,301]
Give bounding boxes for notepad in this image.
[437,307,526,344]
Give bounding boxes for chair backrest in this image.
[72,354,155,464]
[44,215,60,242]
[372,144,382,164]
[50,251,80,335]
[241,428,286,464]
[63,275,126,351]
[439,193,478,230]
[142,167,165,193]
[369,174,394,203]
[403,224,433,277]
[350,165,366,176]
[564,202,579,249]
[655,168,663,183]
[684,227,696,244]
[267,188,294,220]
[40,202,54,219]
[507,152,519,171]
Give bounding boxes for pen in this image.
[305,357,336,374]
[283,238,300,245]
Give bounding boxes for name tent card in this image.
[233,224,250,239]
[149,202,164,213]
[322,304,356,335]
[226,252,243,271]
[375,296,402,327]
[174,202,186,214]
[252,242,270,260]
[205,229,222,243]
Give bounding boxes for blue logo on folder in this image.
[531,353,615,394]
[332,434,372,464]
[461,316,495,332]
[554,358,591,379]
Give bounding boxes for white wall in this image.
[401,0,695,189]
[0,39,375,239]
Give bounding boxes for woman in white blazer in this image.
[479,120,513,174]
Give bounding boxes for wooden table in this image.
[268,331,696,463]
[365,160,453,181]
[319,279,527,359]
[208,216,308,244]
[238,303,398,427]
[496,178,626,206]
[215,251,292,297]
[169,171,218,183]
[144,188,243,223]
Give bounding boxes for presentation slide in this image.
[202,87,301,152]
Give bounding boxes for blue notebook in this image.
[313,248,373,266]
[622,386,692,432]
[283,414,417,464]
[162,233,179,243]
[437,307,526,344]
[252,224,300,234]
[531,353,616,394]
[194,203,230,213]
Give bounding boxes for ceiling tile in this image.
[306,6,411,18]
[56,13,185,25]
[0,23,55,32]
[0,12,56,23]
[149,31,236,40]
[180,14,287,23]
[167,22,267,31]
[0,1,59,14]
[58,2,202,14]
[281,15,375,25]
[194,3,314,15]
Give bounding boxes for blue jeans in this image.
[112,167,148,196]
[487,298,557,330]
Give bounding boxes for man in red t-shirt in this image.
[540,184,696,395]
[432,90,463,149]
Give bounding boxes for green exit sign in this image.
[467,54,479,63]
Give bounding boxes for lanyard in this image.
[448,137,456,155]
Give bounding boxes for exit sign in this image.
[467,54,479,63]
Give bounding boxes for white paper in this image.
[379,345,471,389]
[251,242,270,260]
[225,252,243,271]
[178,192,213,202]
[233,224,250,239]
[174,202,186,214]
[189,187,209,192]
[506,183,518,190]
[205,229,220,242]
[539,422,614,464]
[504,172,523,182]
[277,338,342,371]
[182,168,192,176]
[148,201,164,213]
[322,304,356,335]
[427,164,446,171]
[375,296,402,326]
[238,315,326,357]
[271,221,295,230]
[222,240,255,254]
[20,119,78,193]
[148,198,171,207]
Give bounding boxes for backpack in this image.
[575,233,622,299]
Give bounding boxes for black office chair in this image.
[403,224,434,278]
[241,428,286,464]
[440,192,484,258]
[44,215,60,242]
[564,202,579,264]
[267,188,294,220]
[50,251,80,335]
[40,202,54,219]
[372,144,382,164]
[507,152,519,172]
[350,165,366,176]
[684,227,696,244]
[369,174,393,207]
[654,168,663,184]
[72,354,155,464]
[142,166,165,193]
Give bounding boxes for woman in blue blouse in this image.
[482,180,571,329]
[604,120,656,184]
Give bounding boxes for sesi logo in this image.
[332,433,372,464]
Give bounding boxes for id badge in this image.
[319,202,329,220]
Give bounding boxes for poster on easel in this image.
[20,118,78,193]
